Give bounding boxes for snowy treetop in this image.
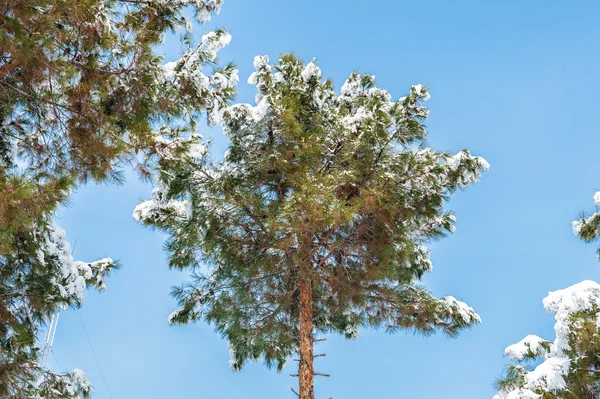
[134,54,488,372]
[494,280,600,399]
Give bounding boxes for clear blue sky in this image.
[50,1,600,398]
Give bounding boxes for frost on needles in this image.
[134,54,488,397]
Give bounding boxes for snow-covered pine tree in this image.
[0,0,235,397]
[1,0,234,183]
[0,222,117,399]
[494,281,600,399]
[1,0,235,250]
[134,54,489,399]
[493,192,600,398]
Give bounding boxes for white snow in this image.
[162,29,235,122]
[188,0,224,22]
[411,84,431,101]
[221,97,271,142]
[525,356,570,392]
[594,191,600,207]
[300,60,322,82]
[495,280,600,398]
[200,30,232,61]
[572,191,600,238]
[504,335,547,361]
[493,388,540,399]
[340,72,364,100]
[543,280,600,352]
[253,55,270,70]
[74,258,113,292]
[70,368,90,388]
[247,55,271,88]
[442,296,481,324]
[133,186,189,223]
[341,106,372,133]
[37,221,114,306]
[446,150,491,189]
[41,221,86,304]
[572,219,583,236]
[543,280,600,316]
[58,368,93,397]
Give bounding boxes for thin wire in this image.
[76,309,115,399]
[51,349,63,371]
[71,235,79,256]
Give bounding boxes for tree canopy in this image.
[0,0,235,396]
[135,54,489,398]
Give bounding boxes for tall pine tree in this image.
[134,54,489,398]
[0,0,235,397]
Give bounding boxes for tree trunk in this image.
[298,273,314,399]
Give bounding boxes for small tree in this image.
[494,280,600,399]
[135,54,489,398]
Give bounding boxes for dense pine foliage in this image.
[0,0,234,397]
[135,54,488,398]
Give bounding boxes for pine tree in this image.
[134,54,489,398]
[493,192,600,399]
[1,0,235,244]
[494,281,600,399]
[0,221,117,399]
[0,0,235,397]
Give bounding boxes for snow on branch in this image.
[494,280,600,399]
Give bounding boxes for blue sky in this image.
[49,0,600,398]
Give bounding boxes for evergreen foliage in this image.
[135,54,489,397]
[0,224,116,398]
[494,192,600,399]
[0,0,234,396]
[494,281,600,399]
[573,192,600,258]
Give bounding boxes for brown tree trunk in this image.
[298,273,314,399]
